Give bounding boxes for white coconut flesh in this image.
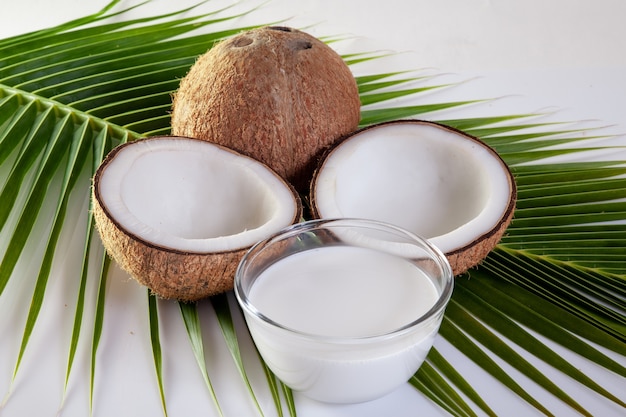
[312,121,515,259]
[96,136,299,253]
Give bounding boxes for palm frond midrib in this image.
[0,84,141,141]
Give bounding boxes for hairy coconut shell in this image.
[92,196,243,301]
[171,26,361,193]
[444,207,514,276]
[309,120,517,276]
[92,136,303,302]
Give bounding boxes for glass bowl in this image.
[234,218,454,403]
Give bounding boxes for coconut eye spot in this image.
[268,26,293,32]
[291,39,313,50]
[230,36,253,48]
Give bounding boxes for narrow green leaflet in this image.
[210,293,265,416]
[178,302,223,417]
[0,94,40,169]
[280,381,297,417]
[465,122,571,140]
[148,293,168,417]
[359,84,447,106]
[341,51,394,66]
[439,315,556,416]
[355,71,428,94]
[12,115,92,381]
[0,98,53,237]
[483,250,626,341]
[84,124,123,414]
[426,348,497,417]
[260,362,286,417]
[64,124,112,393]
[438,114,536,131]
[454,280,625,407]
[0,107,73,299]
[409,353,477,416]
[410,360,478,417]
[0,0,125,48]
[0,3,235,71]
[462,269,626,378]
[359,100,481,126]
[90,254,110,413]
[64,214,95,396]
[209,294,299,416]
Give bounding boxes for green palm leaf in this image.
[411,347,500,417]
[90,254,111,412]
[179,302,223,416]
[148,292,168,416]
[0,1,624,416]
[210,293,266,416]
[410,360,479,417]
[12,112,91,380]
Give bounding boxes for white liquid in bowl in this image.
[243,245,444,403]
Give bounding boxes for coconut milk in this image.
[245,245,442,403]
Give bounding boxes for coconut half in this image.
[310,120,516,275]
[92,136,302,301]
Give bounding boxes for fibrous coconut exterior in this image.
[444,204,515,276]
[309,120,517,276]
[92,137,303,301]
[171,26,361,193]
[93,193,244,300]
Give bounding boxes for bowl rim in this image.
[234,217,454,344]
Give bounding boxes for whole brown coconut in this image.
[171,26,361,193]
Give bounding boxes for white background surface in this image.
[1,1,625,416]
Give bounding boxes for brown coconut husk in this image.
[92,137,303,302]
[171,26,361,194]
[308,120,517,276]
